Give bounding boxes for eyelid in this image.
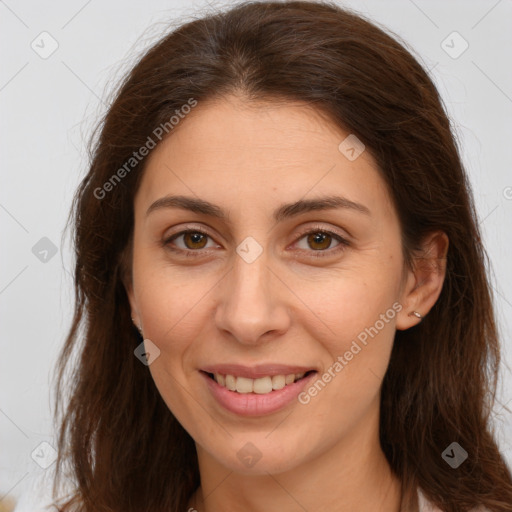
[289,223,350,257]
[162,224,220,251]
[162,222,351,257]
[292,223,350,244]
[163,223,216,241]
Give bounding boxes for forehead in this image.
[154,96,348,158]
[136,95,396,224]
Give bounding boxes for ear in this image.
[396,230,449,330]
[125,279,142,330]
[120,242,142,330]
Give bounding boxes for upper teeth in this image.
[214,373,306,394]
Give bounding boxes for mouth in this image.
[200,365,318,416]
[201,370,316,394]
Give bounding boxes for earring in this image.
[408,311,423,320]
[131,317,143,335]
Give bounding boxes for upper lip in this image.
[201,364,317,379]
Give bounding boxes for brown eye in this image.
[164,230,217,253]
[306,232,334,250]
[293,228,349,258]
[182,232,208,249]
[296,231,340,251]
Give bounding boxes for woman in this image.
[49,1,512,511]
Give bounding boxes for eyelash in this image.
[162,224,350,259]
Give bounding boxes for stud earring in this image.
[408,311,423,320]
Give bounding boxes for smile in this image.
[206,372,311,394]
[200,365,318,416]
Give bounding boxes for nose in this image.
[214,252,291,345]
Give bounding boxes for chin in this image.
[202,434,310,476]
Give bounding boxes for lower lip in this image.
[201,371,317,417]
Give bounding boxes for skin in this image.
[127,94,448,512]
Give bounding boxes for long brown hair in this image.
[53,2,512,511]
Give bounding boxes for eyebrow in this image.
[146,194,371,222]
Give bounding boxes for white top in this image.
[417,489,442,511]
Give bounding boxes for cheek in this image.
[131,255,231,428]
[134,265,212,428]
[293,259,401,409]
[133,243,217,346]
[297,260,402,355]
[296,300,398,446]
[304,290,398,403]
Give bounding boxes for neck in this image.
[188,404,402,512]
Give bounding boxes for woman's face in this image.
[128,95,414,475]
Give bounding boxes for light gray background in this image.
[1,0,511,506]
